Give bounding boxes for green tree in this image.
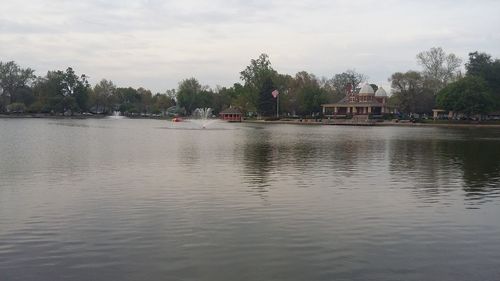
[31,68,89,114]
[288,71,326,116]
[465,51,493,77]
[240,54,278,115]
[389,71,435,114]
[176,78,210,115]
[240,53,277,89]
[13,86,35,108]
[436,76,494,117]
[258,76,276,116]
[91,79,116,114]
[272,73,293,115]
[115,87,141,113]
[465,51,500,109]
[318,77,342,103]
[137,87,153,114]
[231,83,256,115]
[210,86,236,114]
[0,61,36,111]
[61,67,90,112]
[153,93,176,115]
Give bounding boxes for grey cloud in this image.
[1,0,500,92]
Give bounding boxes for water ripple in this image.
[1,120,500,280]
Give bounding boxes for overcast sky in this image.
[1,0,499,93]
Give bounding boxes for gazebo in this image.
[219,107,242,122]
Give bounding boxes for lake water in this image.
[1,118,500,281]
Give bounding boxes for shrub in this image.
[7,102,27,113]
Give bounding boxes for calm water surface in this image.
[1,118,500,281]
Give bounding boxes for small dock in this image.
[322,115,376,126]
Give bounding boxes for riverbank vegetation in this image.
[389,48,500,119]
[1,48,498,119]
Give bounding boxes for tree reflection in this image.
[241,129,274,194]
[389,129,500,206]
[437,135,500,203]
[389,138,455,203]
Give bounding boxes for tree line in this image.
[389,48,500,118]
[1,48,499,118]
[0,64,177,116]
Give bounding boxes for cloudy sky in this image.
[1,0,499,92]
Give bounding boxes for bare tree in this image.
[416,47,462,93]
[331,69,367,94]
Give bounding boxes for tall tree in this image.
[91,79,116,114]
[288,71,326,116]
[0,61,36,111]
[231,83,256,114]
[258,76,276,116]
[389,71,434,114]
[31,67,90,113]
[176,78,211,115]
[329,70,367,99]
[318,77,342,103]
[272,73,293,115]
[211,86,236,114]
[240,54,277,114]
[137,87,153,114]
[115,87,141,113]
[240,54,277,90]
[416,47,462,93]
[465,52,500,98]
[465,51,493,77]
[436,76,494,117]
[153,93,175,114]
[58,67,90,112]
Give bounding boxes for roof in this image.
[359,84,375,95]
[375,87,387,97]
[220,107,242,114]
[322,102,384,107]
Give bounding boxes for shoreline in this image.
[0,114,107,119]
[0,114,169,120]
[242,119,500,128]
[2,114,500,128]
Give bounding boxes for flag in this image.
[271,89,279,98]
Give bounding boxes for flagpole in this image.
[277,93,279,118]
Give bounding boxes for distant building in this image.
[432,109,500,120]
[432,109,450,120]
[322,84,392,117]
[220,107,242,122]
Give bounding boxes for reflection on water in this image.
[1,119,500,281]
[436,131,500,205]
[242,128,273,192]
[386,129,500,205]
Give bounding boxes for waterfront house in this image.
[322,84,391,118]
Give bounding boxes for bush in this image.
[7,102,27,113]
[28,101,47,113]
[264,116,280,121]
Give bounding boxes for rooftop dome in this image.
[375,87,387,97]
[358,84,375,95]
